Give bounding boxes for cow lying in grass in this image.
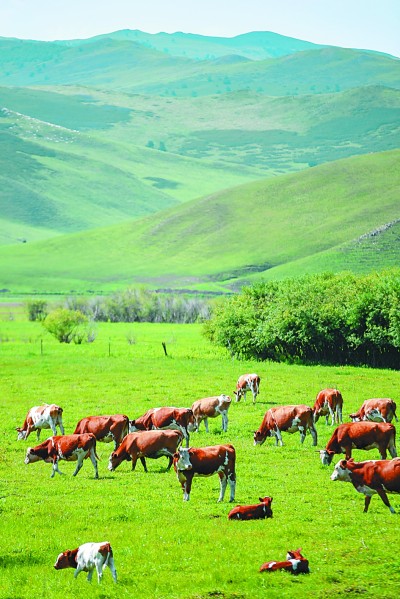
[54,541,117,583]
[260,548,309,574]
[228,496,273,520]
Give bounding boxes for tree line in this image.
[204,270,400,369]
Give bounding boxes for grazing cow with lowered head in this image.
[234,374,260,403]
[313,388,343,425]
[331,457,400,513]
[254,405,317,447]
[54,541,117,583]
[191,395,231,433]
[74,414,129,450]
[108,430,183,472]
[260,548,309,574]
[16,404,64,441]
[129,407,196,447]
[173,444,236,502]
[318,421,397,465]
[228,496,273,520]
[350,398,398,423]
[24,433,99,478]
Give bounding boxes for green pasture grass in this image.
[0,321,399,598]
[0,149,398,294]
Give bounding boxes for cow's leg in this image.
[309,423,318,446]
[388,440,397,458]
[204,418,209,433]
[379,446,388,460]
[131,456,139,471]
[218,472,227,502]
[95,562,103,583]
[87,568,94,582]
[73,455,85,477]
[166,455,173,471]
[59,418,65,435]
[183,476,193,501]
[35,428,40,441]
[50,419,58,436]
[52,458,64,477]
[89,447,99,479]
[184,432,190,448]
[228,474,236,502]
[375,488,396,514]
[108,556,117,582]
[74,567,83,579]
[274,427,283,446]
[299,426,306,444]
[328,406,335,425]
[222,412,228,432]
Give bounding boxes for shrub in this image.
[26,299,48,321]
[42,308,89,343]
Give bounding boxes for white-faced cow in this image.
[228,496,273,520]
[254,405,317,447]
[350,398,398,424]
[191,395,231,433]
[54,542,117,583]
[234,374,260,403]
[108,430,183,472]
[129,407,196,447]
[24,433,99,478]
[313,388,343,425]
[331,457,400,513]
[173,444,236,502]
[73,414,129,450]
[260,548,309,574]
[318,421,397,466]
[16,404,64,441]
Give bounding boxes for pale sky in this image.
[1,0,399,57]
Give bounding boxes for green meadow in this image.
[1,319,399,598]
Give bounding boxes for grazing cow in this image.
[228,496,273,520]
[73,414,129,450]
[350,398,398,424]
[129,407,196,447]
[191,395,231,433]
[313,388,343,425]
[24,433,99,478]
[318,421,397,465]
[173,444,236,502]
[16,404,64,441]
[234,374,260,403]
[54,541,117,583]
[260,548,309,574]
[254,405,317,447]
[108,430,183,472]
[331,457,400,513]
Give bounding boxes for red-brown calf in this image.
[228,496,273,520]
[313,388,343,425]
[260,549,309,574]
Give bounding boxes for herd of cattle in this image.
[15,373,400,581]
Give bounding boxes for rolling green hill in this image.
[0,150,398,294]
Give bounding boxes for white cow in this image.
[54,542,117,583]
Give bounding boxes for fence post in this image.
[162,342,168,357]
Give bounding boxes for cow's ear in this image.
[341,460,347,467]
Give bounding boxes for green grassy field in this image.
[1,320,399,598]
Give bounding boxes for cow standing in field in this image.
[260,549,309,574]
[108,430,183,472]
[73,414,129,450]
[254,405,317,447]
[173,444,236,502]
[54,541,117,583]
[313,388,343,425]
[191,395,231,432]
[129,407,196,447]
[228,496,273,520]
[234,374,260,403]
[16,404,64,440]
[350,398,398,423]
[318,421,397,465]
[24,433,99,478]
[331,457,400,513]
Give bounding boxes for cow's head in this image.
[330,459,353,482]
[349,413,360,422]
[54,550,76,570]
[253,430,268,445]
[108,451,125,471]
[16,427,27,441]
[260,496,273,517]
[317,449,335,466]
[24,448,40,464]
[185,409,197,432]
[286,548,304,561]
[174,447,192,470]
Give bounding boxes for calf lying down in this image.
[260,548,309,574]
[228,496,273,520]
[54,541,117,583]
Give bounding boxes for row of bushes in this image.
[204,270,400,369]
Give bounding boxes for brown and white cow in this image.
[254,405,317,447]
[260,548,309,574]
[331,457,400,513]
[73,414,129,450]
[313,388,343,425]
[173,444,236,502]
[108,429,183,472]
[16,403,64,441]
[54,541,117,583]
[129,407,196,447]
[228,496,273,520]
[191,395,231,433]
[24,433,99,478]
[318,421,397,466]
[234,374,260,403]
[350,398,398,424]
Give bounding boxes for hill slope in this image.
[0,150,398,294]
